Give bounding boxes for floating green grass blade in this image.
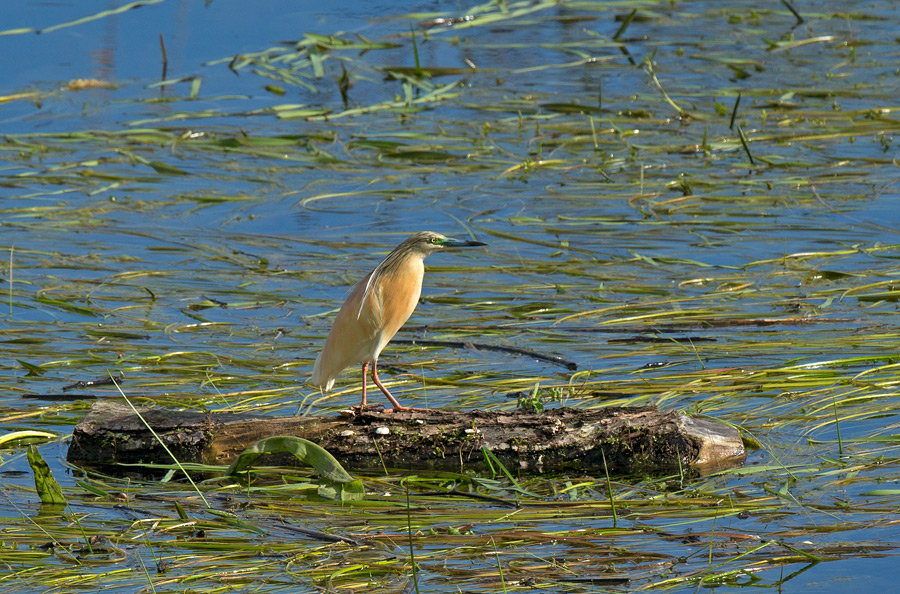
[26,446,65,505]
[225,436,364,501]
[0,430,56,449]
[16,360,45,376]
[0,0,166,36]
[737,125,755,165]
[206,508,267,534]
[860,489,900,496]
[147,160,189,175]
[410,24,423,79]
[481,447,538,497]
[612,8,637,41]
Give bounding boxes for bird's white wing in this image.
[356,263,384,320]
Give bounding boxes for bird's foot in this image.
[383,405,431,413]
[353,403,385,413]
[339,403,385,417]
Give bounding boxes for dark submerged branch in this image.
[392,338,578,370]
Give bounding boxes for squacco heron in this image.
[312,231,486,410]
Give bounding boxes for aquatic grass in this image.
[3,0,900,592]
[0,470,885,592]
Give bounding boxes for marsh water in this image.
[2,1,900,592]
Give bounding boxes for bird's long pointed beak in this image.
[443,237,487,248]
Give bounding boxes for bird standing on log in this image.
[311,231,486,410]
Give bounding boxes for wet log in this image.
[67,401,745,475]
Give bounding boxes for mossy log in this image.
[67,401,745,475]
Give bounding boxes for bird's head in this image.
[401,231,487,257]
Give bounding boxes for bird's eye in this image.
[430,237,440,245]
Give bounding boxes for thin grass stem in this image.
[737,125,755,165]
[405,478,420,594]
[110,375,211,508]
[491,536,508,593]
[7,245,12,318]
[729,92,741,130]
[833,395,843,457]
[612,9,636,42]
[601,448,617,527]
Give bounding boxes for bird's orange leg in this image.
[354,362,384,412]
[360,362,369,407]
[371,361,427,412]
[370,361,405,409]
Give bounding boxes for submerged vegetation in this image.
[1,0,900,592]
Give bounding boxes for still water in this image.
[1,1,900,592]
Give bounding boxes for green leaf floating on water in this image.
[860,489,900,496]
[0,430,57,448]
[33,297,97,317]
[225,436,364,502]
[27,445,66,505]
[16,360,46,376]
[148,160,189,175]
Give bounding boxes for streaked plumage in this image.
[311,231,485,410]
